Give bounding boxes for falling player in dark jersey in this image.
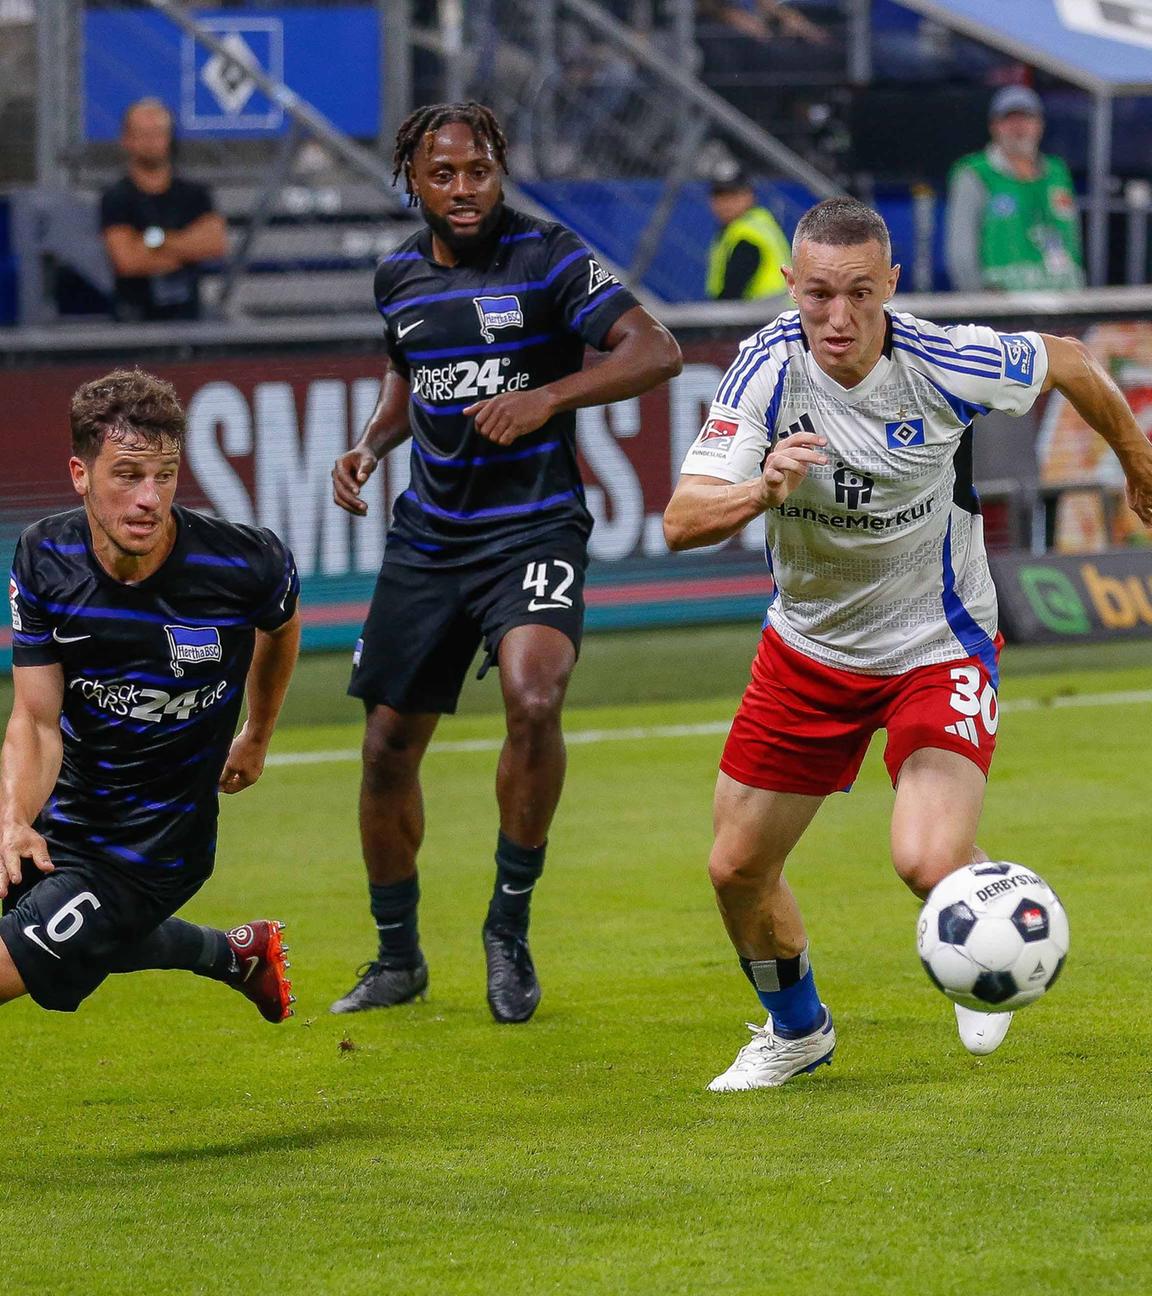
[330,102,682,1022]
[0,369,301,1022]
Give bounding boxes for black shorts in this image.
[349,531,588,714]
[0,855,208,1012]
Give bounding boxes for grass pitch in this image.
[1,634,1150,1295]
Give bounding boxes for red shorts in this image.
[720,628,1003,797]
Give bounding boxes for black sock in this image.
[485,831,546,934]
[369,876,422,969]
[106,919,236,981]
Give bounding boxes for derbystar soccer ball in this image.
[916,862,1070,1012]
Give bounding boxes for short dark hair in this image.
[392,101,509,207]
[792,198,891,261]
[70,369,185,461]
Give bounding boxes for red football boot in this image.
[226,920,295,1023]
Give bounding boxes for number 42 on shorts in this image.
[523,560,575,612]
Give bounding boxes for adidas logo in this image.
[944,717,980,745]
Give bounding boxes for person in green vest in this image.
[707,173,792,300]
[946,85,1085,292]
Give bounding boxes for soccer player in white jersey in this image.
[664,198,1152,1090]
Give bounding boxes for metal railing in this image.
[459,0,840,287]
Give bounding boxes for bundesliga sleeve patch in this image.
[1001,334,1037,385]
[8,576,22,631]
[687,418,739,461]
[698,418,737,445]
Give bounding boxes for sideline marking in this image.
[265,688,1152,768]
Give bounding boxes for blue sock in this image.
[739,949,824,1038]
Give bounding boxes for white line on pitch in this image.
[265,687,1152,768]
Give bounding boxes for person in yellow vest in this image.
[707,174,791,300]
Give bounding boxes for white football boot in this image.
[707,1008,835,1091]
[955,1003,1014,1055]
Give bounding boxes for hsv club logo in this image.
[886,417,925,448]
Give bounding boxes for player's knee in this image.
[708,845,781,896]
[361,726,424,790]
[892,845,964,900]
[505,683,565,737]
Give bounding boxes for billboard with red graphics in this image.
[4,307,1146,664]
[0,345,772,662]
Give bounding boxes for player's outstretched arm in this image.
[465,306,682,446]
[332,365,413,516]
[1040,333,1152,525]
[0,664,64,897]
[663,430,828,550]
[220,611,301,795]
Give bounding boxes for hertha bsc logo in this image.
[833,462,874,510]
[165,624,223,678]
[473,294,523,344]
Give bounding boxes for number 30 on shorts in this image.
[522,560,575,612]
[949,665,999,735]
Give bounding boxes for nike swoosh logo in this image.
[52,629,91,644]
[241,955,260,982]
[396,318,424,339]
[527,600,568,612]
[22,925,61,959]
[501,883,535,896]
[376,921,403,930]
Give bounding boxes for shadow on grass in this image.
[98,1117,382,1167]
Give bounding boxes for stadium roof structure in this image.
[891,0,1152,283]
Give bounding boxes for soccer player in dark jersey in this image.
[330,102,682,1022]
[0,370,301,1022]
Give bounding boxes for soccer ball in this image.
[916,862,1070,1012]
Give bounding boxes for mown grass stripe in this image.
[265,688,1152,767]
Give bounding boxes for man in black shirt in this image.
[100,99,227,322]
[0,370,300,1022]
[330,102,682,1022]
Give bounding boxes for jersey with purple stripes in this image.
[374,206,638,564]
[680,309,1048,674]
[8,507,299,873]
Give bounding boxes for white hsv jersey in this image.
[680,309,1049,674]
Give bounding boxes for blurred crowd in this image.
[0,0,1133,323]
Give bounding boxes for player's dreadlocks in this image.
[391,102,509,206]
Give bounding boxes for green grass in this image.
[1,631,1151,1294]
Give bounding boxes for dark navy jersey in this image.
[374,205,639,565]
[8,506,299,875]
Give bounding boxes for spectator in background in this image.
[100,98,227,321]
[698,0,829,44]
[946,85,1084,293]
[707,174,792,300]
